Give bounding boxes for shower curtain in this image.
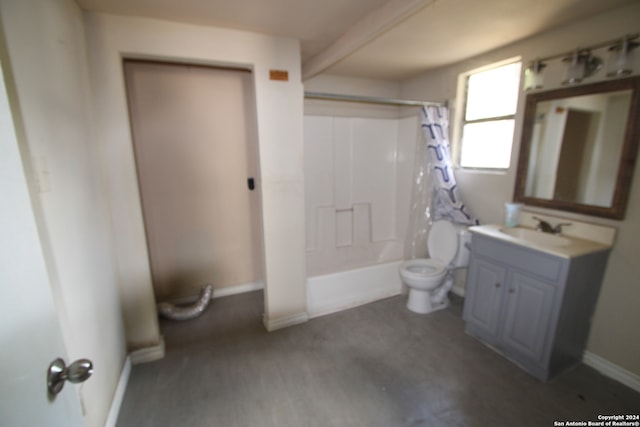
[405,105,477,259]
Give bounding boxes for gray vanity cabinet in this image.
[463,232,609,381]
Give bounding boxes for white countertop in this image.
[469,224,612,258]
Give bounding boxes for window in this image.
[459,61,522,169]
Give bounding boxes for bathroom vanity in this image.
[462,217,615,381]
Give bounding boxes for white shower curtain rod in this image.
[304,91,444,108]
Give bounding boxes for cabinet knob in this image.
[495,283,501,288]
[508,288,515,294]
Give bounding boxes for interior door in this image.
[0,59,84,427]
[124,60,264,302]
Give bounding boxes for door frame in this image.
[122,57,267,307]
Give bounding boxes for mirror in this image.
[514,76,640,219]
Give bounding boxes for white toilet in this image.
[400,220,471,314]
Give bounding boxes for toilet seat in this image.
[401,259,446,280]
[427,220,459,265]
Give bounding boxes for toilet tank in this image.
[452,227,472,268]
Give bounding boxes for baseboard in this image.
[168,282,265,305]
[307,261,403,319]
[129,336,165,365]
[263,312,309,332]
[104,356,132,427]
[451,268,468,297]
[451,284,465,297]
[583,351,640,393]
[212,281,264,299]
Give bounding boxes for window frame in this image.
[455,58,522,171]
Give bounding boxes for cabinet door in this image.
[463,257,507,341]
[501,271,556,364]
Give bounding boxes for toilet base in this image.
[406,288,450,314]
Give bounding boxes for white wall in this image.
[84,12,308,337]
[0,0,127,426]
[400,2,640,378]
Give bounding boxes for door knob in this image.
[47,357,93,396]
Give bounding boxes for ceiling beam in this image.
[301,0,437,80]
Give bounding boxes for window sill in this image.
[455,166,509,175]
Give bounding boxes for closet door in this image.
[124,60,263,301]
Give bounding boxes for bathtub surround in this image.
[299,76,411,316]
[303,115,418,276]
[302,111,416,315]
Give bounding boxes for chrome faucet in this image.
[533,216,571,235]
[533,217,554,233]
[552,222,572,235]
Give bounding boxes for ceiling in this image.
[75,0,637,81]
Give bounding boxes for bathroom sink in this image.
[469,222,614,258]
[499,227,571,247]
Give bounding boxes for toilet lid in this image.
[427,220,458,265]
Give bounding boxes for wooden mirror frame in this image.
[513,76,640,220]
